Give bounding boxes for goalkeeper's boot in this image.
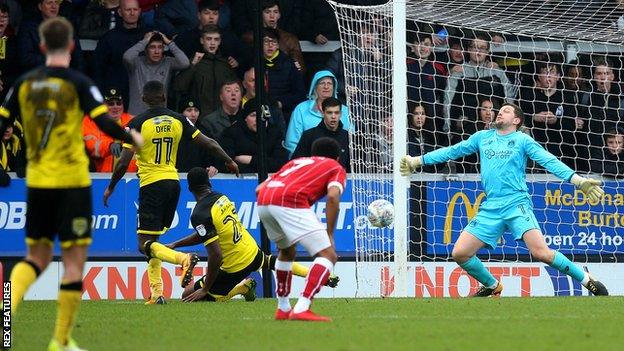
[180,253,200,288]
[144,295,167,305]
[48,338,87,351]
[471,282,503,297]
[290,309,331,322]
[242,278,257,302]
[585,276,609,296]
[325,274,340,288]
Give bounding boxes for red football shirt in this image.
[257,157,347,208]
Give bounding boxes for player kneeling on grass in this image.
[257,137,347,322]
[401,103,608,297]
[166,167,340,302]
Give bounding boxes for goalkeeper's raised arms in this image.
[570,174,605,203]
[399,155,423,176]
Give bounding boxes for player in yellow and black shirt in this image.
[103,80,240,305]
[165,167,339,303]
[0,18,142,351]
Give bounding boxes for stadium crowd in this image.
[0,0,622,180]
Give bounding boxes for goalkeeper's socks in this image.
[10,260,41,313]
[53,281,82,346]
[293,257,332,314]
[550,251,586,282]
[459,256,498,288]
[147,258,163,298]
[150,242,186,265]
[274,259,293,312]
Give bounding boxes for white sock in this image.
[293,297,311,314]
[275,259,293,311]
[292,257,333,314]
[278,297,291,312]
[581,272,590,286]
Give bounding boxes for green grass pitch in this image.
[10,297,623,351]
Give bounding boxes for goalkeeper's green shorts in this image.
[464,198,540,249]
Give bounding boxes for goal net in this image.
[330,0,624,297]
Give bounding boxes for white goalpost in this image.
[330,0,624,297]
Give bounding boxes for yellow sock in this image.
[150,242,186,264]
[292,262,310,278]
[53,282,82,346]
[147,258,163,298]
[223,281,251,301]
[9,260,40,313]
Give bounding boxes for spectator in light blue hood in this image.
[285,70,350,156]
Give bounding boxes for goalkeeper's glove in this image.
[570,174,604,203]
[399,155,423,176]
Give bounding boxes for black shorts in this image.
[26,187,92,248]
[138,180,180,235]
[193,249,264,300]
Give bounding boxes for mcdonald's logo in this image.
[443,192,486,244]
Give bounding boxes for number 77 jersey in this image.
[257,156,347,209]
[123,106,199,187]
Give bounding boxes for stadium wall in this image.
[20,261,624,300]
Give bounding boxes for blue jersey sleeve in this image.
[423,131,481,166]
[523,134,575,181]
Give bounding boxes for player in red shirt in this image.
[257,137,347,322]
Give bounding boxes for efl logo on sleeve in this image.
[1,261,11,349]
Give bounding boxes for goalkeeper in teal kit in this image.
[401,103,609,296]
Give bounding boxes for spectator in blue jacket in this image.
[285,70,350,156]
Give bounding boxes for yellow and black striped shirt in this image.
[0,67,108,188]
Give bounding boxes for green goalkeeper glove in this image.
[399,155,423,176]
[570,174,604,203]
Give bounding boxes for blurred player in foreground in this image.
[401,103,608,297]
[257,137,347,322]
[165,167,339,302]
[103,81,240,305]
[0,17,142,351]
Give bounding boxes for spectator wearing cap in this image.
[175,96,219,174]
[17,0,85,72]
[94,0,150,107]
[82,88,138,172]
[197,80,242,139]
[219,98,288,173]
[123,30,189,115]
[262,27,305,119]
[174,24,238,115]
[241,0,305,73]
[241,67,286,135]
[591,128,624,179]
[174,0,251,77]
